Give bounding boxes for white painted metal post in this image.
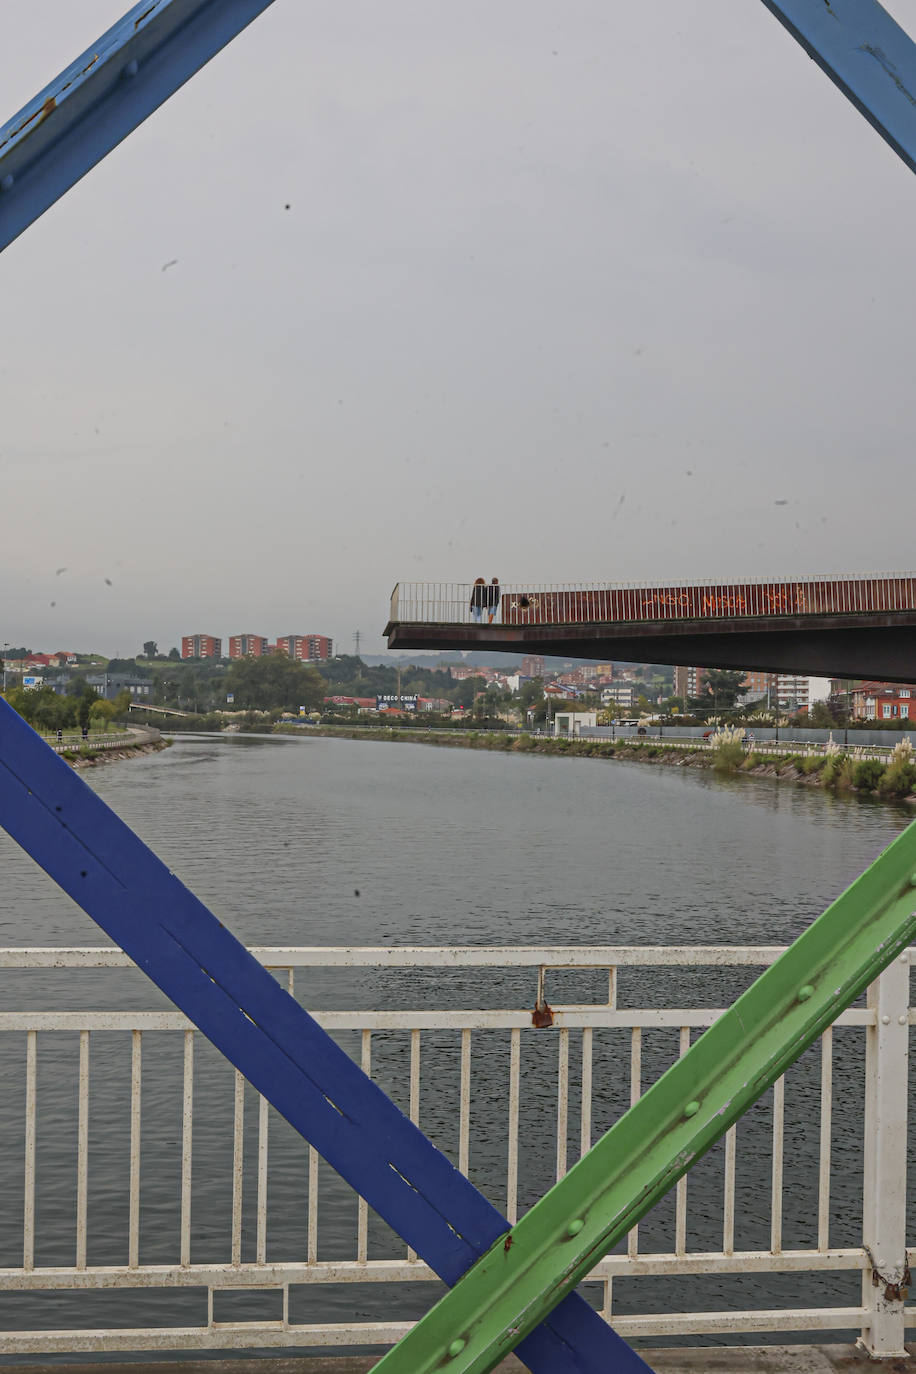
[860,955,910,1357]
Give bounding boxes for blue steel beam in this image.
[0,699,651,1374]
[0,0,278,253]
[760,0,916,175]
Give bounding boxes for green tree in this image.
[77,685,99,729]
[143,640,158,659]
[809,700,838,729]
[111,688,133,718]
[168,647,181,661]
[226,653,325,711]
[452,675,489,710]
[703,669,745,712]
[91,698,117,728]
[5,685,77,732]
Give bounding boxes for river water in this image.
[0,733,912,1354]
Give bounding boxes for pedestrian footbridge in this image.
[385,574,916,681]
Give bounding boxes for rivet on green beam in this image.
[372,820,916,1374]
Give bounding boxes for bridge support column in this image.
[860,955,910,1358]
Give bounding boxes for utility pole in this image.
[353,630,361,659]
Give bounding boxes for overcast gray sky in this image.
[2,1,915,657]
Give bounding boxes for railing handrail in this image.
[0,943,805,968]
[391,570,916,595]
[388,575,916,627]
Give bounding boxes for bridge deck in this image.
[384,576,916,681]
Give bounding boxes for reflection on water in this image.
[0,734,910,1355]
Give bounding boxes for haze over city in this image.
[2,0,915,657]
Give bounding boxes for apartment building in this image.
[674,665,706,699]
[181,634,221,660]
[275,634,333,662]
[850,682,916,721]
[228,634,269,659]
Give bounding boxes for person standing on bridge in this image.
[487,577,501,624]
[470,578,488,624]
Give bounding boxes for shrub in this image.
[877,751,916,798]
[852,758,885,791]
[800,755,824,775]
[710,726,746,773]
[822,752,851,789]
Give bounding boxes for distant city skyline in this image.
[3,1,916,656]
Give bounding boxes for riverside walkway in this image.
[384,575,916,681]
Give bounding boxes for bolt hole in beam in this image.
[0,699,650,1373]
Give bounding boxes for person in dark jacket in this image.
[486,577,501,624]
[470,577,487,623]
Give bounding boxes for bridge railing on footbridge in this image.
[389,574,916,627]
[0,944,911,1356]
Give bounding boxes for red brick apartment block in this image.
[181,634,222,660]
[228,634,269,659]
[275,634,333,662]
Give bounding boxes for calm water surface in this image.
[0,734,911,1353]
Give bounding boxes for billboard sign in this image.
[377,693,417,711]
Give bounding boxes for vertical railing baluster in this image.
[129,1030,142,1267]
[818,1028,833,1251]
[23,1030,36,1272]
[556,1029,569,1180]
[76,1030,90,1269]
[459,1029,471,1177]
[722,1125,737,1255]
[180,1030,193,1266]
[507,1029,520,1225]
[580,1028,592,1158]
[407,1029,420,1260]
[675,1026,689,1256]
[257,1092,269,1265]
[771,1076,785,1254]
[307,1145,318,1263]
[358,1030,370,1262]
[627,1028,641,1260]
[231,1069,244,1265]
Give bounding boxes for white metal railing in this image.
[388,574,916,627]
[45,731,136,755]
[0,946,912,1356]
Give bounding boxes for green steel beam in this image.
[373,820,916,1374]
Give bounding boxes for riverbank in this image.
[61,737,171,769]
[304,725,916,804]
